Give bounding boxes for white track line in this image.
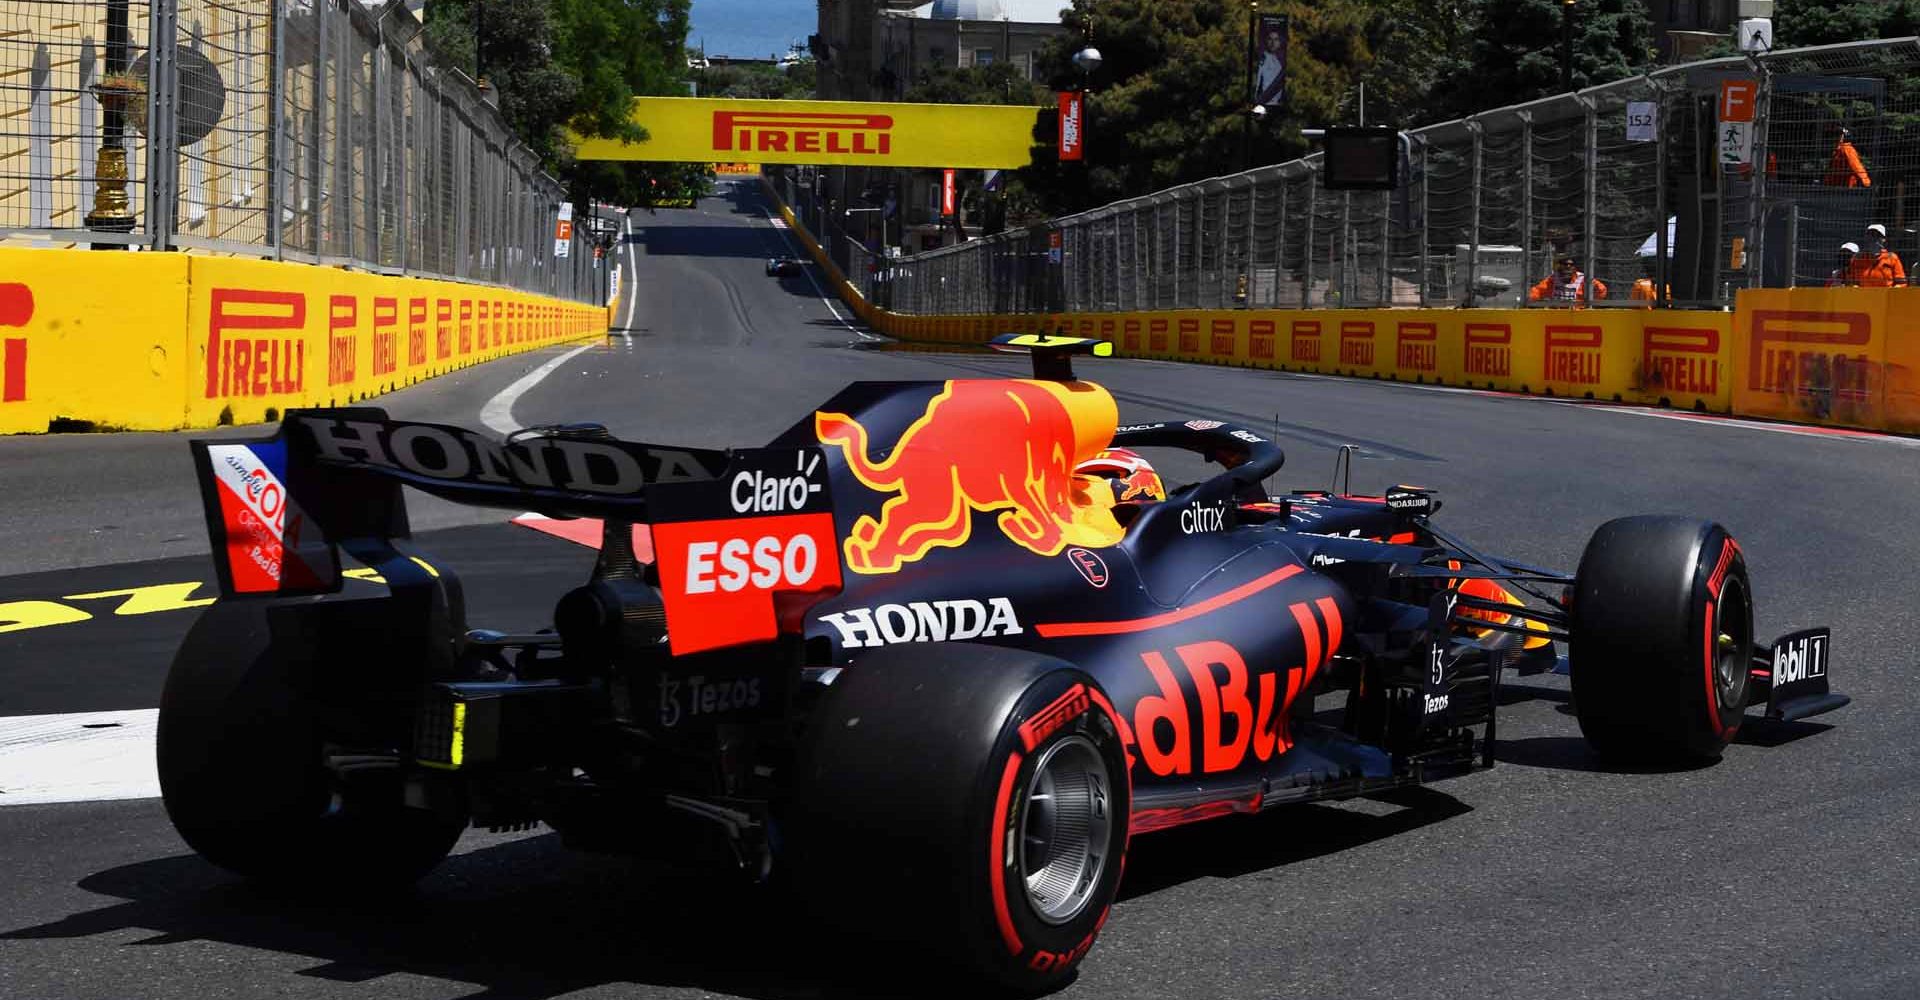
[480,343,597,435]
[764,207,882,343]
[0,709,159,806]
[621,214,640,333]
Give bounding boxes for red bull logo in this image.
[1,282,30,402]
[1544,325,1603,385]
[1396,322,1437,373]
[1291,321,1321,363]
[816,380,1125,574]
[1178,318,1201,354]
[1210,318,1236,357]
[1748,310,1872,399]
[1464,323,1512,378]
[1643,326,1720,397]
[1249,319,1276,360]
[1339,321,1375,367]
[712,111,893,156]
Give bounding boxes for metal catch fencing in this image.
[1,0,604,304]
[868,37,1920,316]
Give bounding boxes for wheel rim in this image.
[1714,574,1752,710]
[1019,734,1112,926]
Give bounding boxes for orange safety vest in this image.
[1529,273,1607,303]
[1845,249,1905,287]
[1825,139,1872,188]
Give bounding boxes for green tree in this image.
[1775,0,1920,44]
[424,0,697,208]
[1425,0,1654,122]
[1015,0,1397,212]
[691,59,817,100]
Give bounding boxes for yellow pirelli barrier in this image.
[1,248,607,434]
[0,249,193,434]
[863,303,1735,413]
[1732,286,1920,433]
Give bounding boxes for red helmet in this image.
[1074,447,1166,504]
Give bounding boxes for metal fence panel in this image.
[882,38,1920,317]
[0,0,600,304]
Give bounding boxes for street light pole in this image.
[1561,0,1577,92]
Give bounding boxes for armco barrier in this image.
[1,248,608,434]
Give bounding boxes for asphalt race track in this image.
[3,179,1918,999]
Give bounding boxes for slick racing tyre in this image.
[158,597,468,890]
[1569,516,1754,764]
[786,644,1130,992]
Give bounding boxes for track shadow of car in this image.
[1494,719,1835,775]
[1116,787,1472,901]
[1,790,1472,1000]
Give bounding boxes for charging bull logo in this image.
[1,283,29,402]
[816,380,1125,574]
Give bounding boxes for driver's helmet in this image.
[1074,447,1166,505]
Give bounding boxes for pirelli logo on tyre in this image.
[1748,310,1872,398]
[1396,321,1437,373]
[1544,325,1603,386]
[1249,319,1276,361]
[1210,318,1236,357]
[1339,321,1375,367]
[1464,323,1512,378]
[1644,326,1721,397]
[1177,318,1201,354]
[1291,320,1322,363]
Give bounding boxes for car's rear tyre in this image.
[158,598,468,889]
[1569,516,1753,763]
[785,643,1131,992]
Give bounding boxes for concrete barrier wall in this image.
[766,181,1920,436]
[0,248,608,433]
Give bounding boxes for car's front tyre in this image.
[1569,515,1754,763]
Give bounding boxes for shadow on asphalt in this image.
[0,789,1475,999]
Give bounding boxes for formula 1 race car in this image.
[765,256,804,276]
[163,335,1847,992]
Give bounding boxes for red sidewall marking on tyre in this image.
[1702,598,1723,738]
[990,750,1025,956]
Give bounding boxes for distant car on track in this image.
[765,257,804,276]
[161,334,1847,993]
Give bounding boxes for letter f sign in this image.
[1720,80,1758,124]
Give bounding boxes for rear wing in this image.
[191,408,841,654]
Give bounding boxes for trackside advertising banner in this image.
[0,248,606,434]
[573,97,1042,169]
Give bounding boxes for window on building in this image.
[974,48,995,66]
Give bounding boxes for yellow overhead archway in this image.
[573,97,1042,169]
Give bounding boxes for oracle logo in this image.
[712,111,893,156]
